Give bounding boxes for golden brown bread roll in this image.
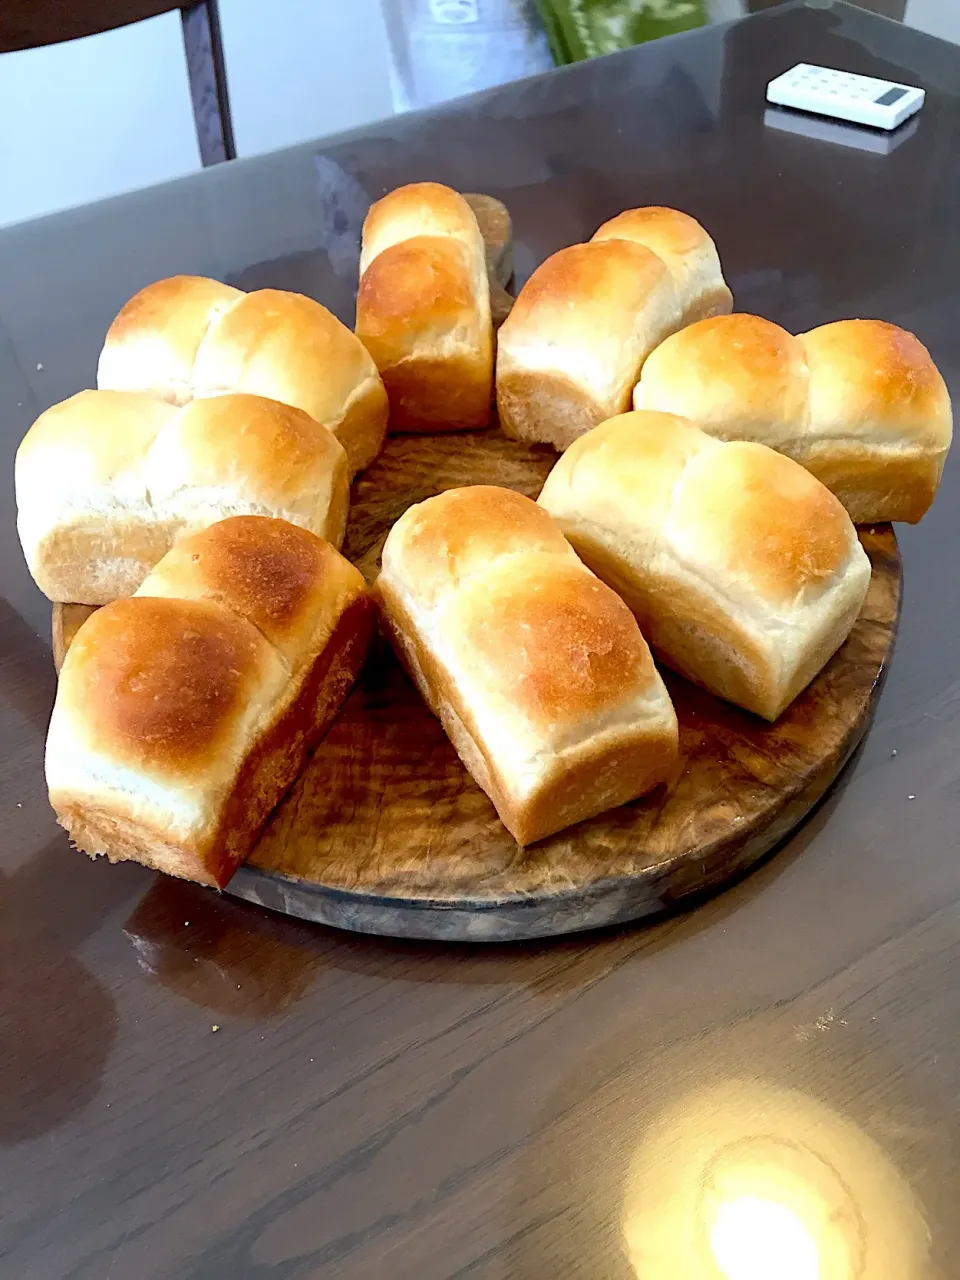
[375,486,678,844]
[16,390,350,605]
[96,275,243,405]
[591,206,733,324]
[355,182,494,432]
[633,315,953,524]
[538,411,872,721]
[98,275,388,471]
[46,516,373,888]
[496,207,732,450]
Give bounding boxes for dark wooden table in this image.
[1,4,958,1275]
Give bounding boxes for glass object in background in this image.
[534,0,708,63]
[381,0,554,111]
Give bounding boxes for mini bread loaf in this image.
[98,275,388,471]
[16,389,349,604]
[591,206,733,324]
[538,411,872,721]
[633,315,953,524]
[375,485,678,844]
[496,207,732,450]
[46,516,373,888]
[355,182,494,432]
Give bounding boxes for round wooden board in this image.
[49,193,901,941]
[54,432,902,942]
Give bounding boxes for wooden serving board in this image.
[53,430,901,941]
[462,192,515,327]
[50,192,900,940]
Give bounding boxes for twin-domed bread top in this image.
[538,410,872,721]
[634,314,953,523]
[16,389,349,604]
[496,206,732,451]
[636,314,810,450]
[98,276,388,472]
[46,516,372,888]
[96,274,242,405]
[356,182,493,434]
[135,514,366,675]
[380,483,572,612]
[591,206,733,323]
[376,484,679,845]
[802,318,951,451]
[359,181,485,275]
[57,519,368,765]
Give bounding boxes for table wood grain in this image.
[1,4,959,1275]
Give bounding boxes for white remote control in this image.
[766,64,924,131]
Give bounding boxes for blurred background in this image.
[0,0,956,228]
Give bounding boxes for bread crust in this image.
[46,518,373,887]
[635,315,953,523]
[356,185,493,432]
[496,208,732,449]
[16,391,350,604]
[97,274,243,405]
[592,206,733,325]
[98,276,388,472]
[538,411,872,720]
[375,486,678,844]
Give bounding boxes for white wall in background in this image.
[0,14,200,229]
[6,1,952,230]
[219,0,395,156]
[905,0,960,43]
[0,4,396,228]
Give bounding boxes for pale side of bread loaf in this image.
[16,390,349,604]
[538,411,872,721]
[46,516,373,888]
[634,315,953,524]
[375,485,678,845]
[98,276,388,472]
[356,183,494,432]
[496,208,732,450]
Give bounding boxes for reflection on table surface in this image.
[623,1078,928,1279]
